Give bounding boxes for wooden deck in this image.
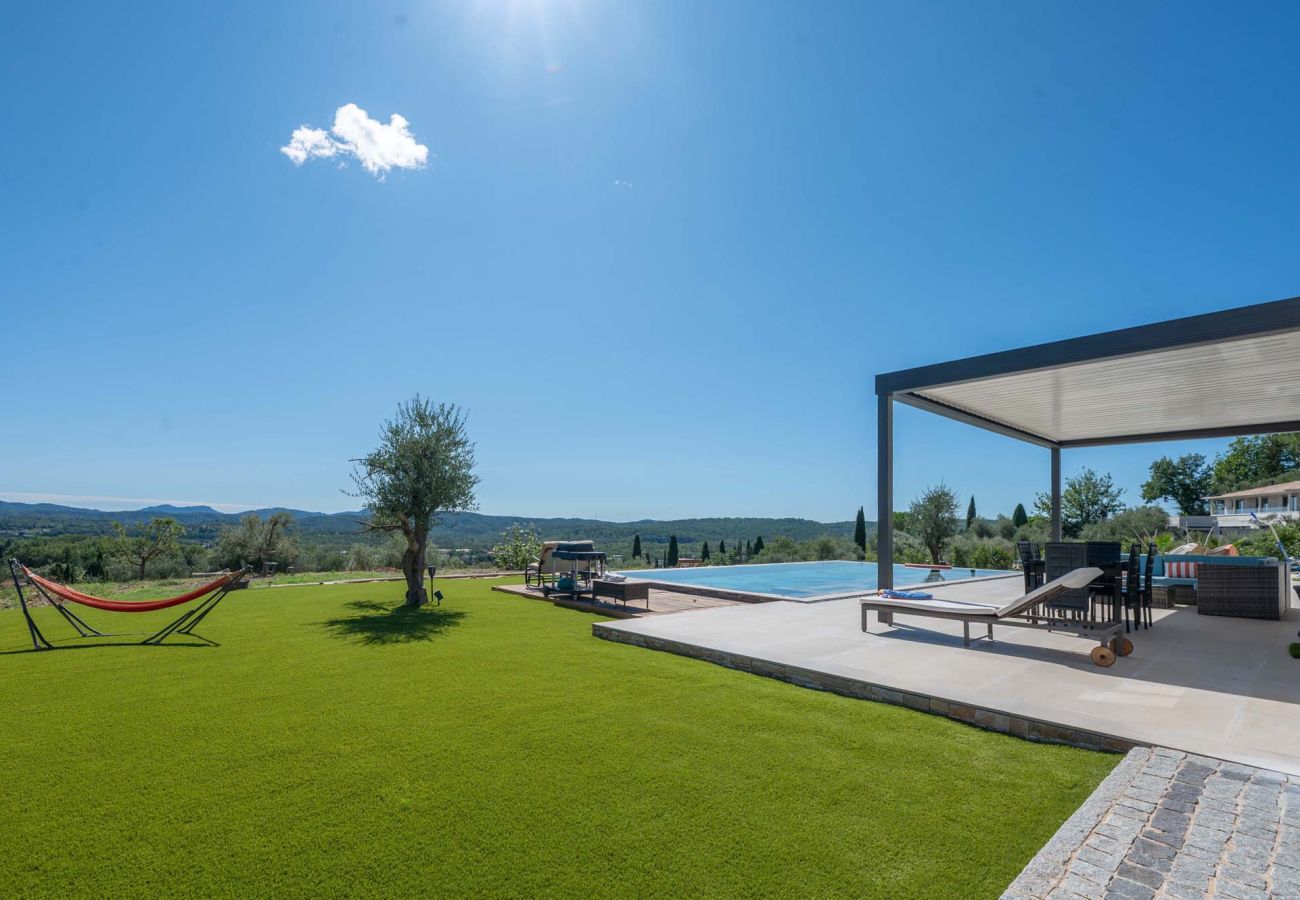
[491,581,744,618]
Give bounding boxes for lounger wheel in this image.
[1090,646,1116,668]
[1111,637,1133,657]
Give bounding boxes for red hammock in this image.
[21,567,241,612]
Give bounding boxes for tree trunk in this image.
[401,528,429,606]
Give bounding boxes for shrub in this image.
[491,524,542,571]
[949,536,1014,570]
[1079,506,1171,548]
[754,535,804,563]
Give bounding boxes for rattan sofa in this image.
[1195,561,1290,620]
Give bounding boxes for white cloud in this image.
[280,103,429,178]
[280,126,339,165]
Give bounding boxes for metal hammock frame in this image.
[7,559,251,651]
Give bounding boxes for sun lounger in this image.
[861,567,1131,667]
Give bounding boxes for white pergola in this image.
[874,295,1300,589]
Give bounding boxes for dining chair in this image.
[1142,543,1156,629]
[1122,543,1142,631]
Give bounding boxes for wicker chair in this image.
[1119,544,1156,631]
[1141,544,1156,628]
[1044,543,1090,619]
[1017,541,1044,595]
[1122,544,1143,631]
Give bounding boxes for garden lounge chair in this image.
[861,567,1132,667]
[525,541,600,591]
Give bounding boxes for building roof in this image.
[876,295,1300,448]
[1207,480,1300,501]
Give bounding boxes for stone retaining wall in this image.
[593,622,1135,753]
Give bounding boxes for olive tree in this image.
[112,517,185,580]
[350,397,479,606]
[215,511,299,571]
[908,483,960,564]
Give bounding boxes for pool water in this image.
[617,560,1011,600]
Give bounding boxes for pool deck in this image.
[594,575,1300,775]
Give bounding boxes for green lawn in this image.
[0,578,1114,897]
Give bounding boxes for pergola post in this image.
[1050,446,1062,542]
[877,392,894,590]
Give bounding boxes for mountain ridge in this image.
[0,500,872,550]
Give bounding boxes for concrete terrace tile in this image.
[596,590,1300,775]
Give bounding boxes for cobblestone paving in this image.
[1005,747,1300,899]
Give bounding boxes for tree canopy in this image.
[214,511,298,571]
[1011,503,1028,528]
[112,517,185,580]
[1034,468,1124,537]
[853,507,867,551]
[350,397,479,605]
[1210,434,1300,493]
[1141,453,1212,515]
[490,524,541,571]
[907,484,960,564]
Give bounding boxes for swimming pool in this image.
[617,560,1012,601]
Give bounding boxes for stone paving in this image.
[1005,747,1300,899]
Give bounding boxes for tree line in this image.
[1141,434,1300,514]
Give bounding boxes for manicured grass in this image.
[0,578,1114,897]
[0,570,513,608]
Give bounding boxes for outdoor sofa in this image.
[860,567,1132,667]
[1150,554,1290,619]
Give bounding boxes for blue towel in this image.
[880,589,933,600]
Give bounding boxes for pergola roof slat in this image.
[878,296,1300,447]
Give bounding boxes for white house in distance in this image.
[1171,480,1300,535]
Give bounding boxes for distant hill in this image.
[0,501,870,554]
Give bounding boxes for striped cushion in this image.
[1166,560,1198,579]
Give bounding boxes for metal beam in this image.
[894,391,1059,449]
[1050,447,1062,542]
[877,393,894,591]
[1057,419,1300,449]
[875,294,1300,397]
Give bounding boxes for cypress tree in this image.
[667,535,679,568]
[745,539,752,557]
[719,539,726,554]
[1012,503,1028,528]
[966,496,977,530]
[754,535,765,555]
[853,507,867,551]
[701,541,710,561]
[632,534,642,558]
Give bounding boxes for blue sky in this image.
[2,1,1298,522]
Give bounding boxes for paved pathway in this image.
[1005,747,1300,899]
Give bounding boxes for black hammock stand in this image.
[7,559,252,651]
